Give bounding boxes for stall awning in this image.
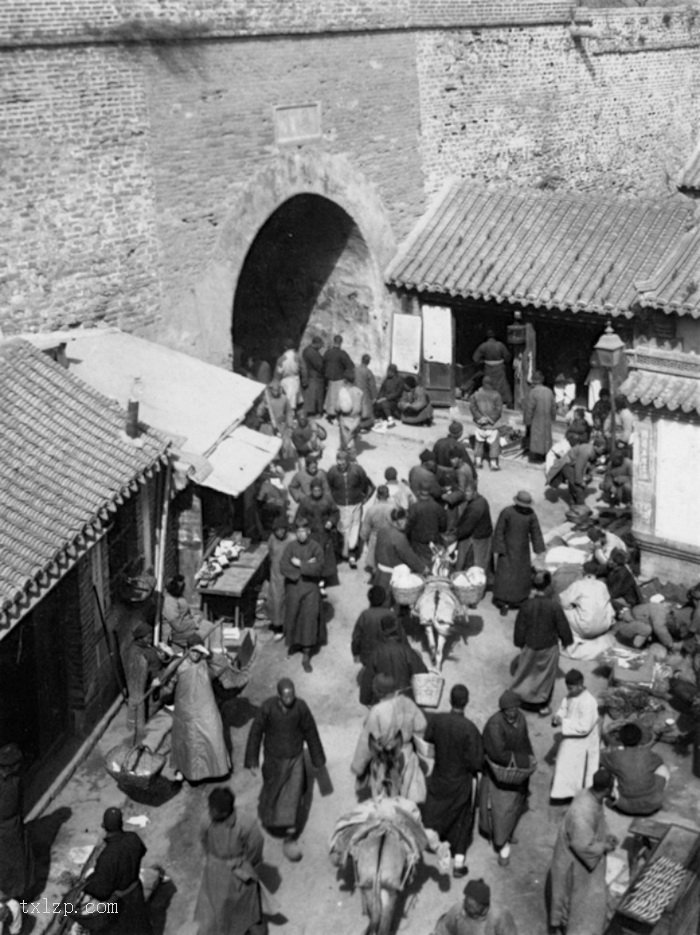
[23,328,273,498]
[202,427,282,497]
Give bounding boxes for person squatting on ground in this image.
[373,363,405,429]
[479,691,534,868]
[549,769,618,935]
[79,807,152,935]
[327,449,375,570]
[558,561,615,661]
[421,684,483,879]
[279,517,325,673]
[195,787,267,935]
[244,679,326,863]
[351,673,428,803]
[469,376,504,471]
[600,722,669,816]
[509,571,573,717]
[492,491,545,616]
[432,877,518,935]
[397,375,433,426]
[550,669,600,801]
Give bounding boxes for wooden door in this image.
[421,305,454,407]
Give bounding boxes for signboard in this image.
[273,103,322,145]
[654,420,700,547]
[391,314,421,374]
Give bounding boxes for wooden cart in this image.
[605,822,700,934]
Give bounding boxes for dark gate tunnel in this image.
[232,193,374,371]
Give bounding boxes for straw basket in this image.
[450,576,486,608]
[392,583,424,606]
[486,754,537,785]
[105,742,166,792]
[411,672,444,708]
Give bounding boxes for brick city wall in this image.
[1,3,699,351]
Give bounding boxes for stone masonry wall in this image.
[1,3,700,348]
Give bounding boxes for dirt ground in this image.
[77,415,700,935]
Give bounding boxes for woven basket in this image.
[451,578,486,608]
[486,754,536,785]
[392,583,424,606]
[105,742,165,791]
[411,672,444,708]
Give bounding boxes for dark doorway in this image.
[232,194,373,373]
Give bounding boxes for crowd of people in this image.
[4,335,699,935]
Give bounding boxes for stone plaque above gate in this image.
[273,103,322,145]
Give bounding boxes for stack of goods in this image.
[195,539,244,587]
[619,855,693,925]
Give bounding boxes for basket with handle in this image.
[411,672,444,708]
[485,753,536,785]
[105,741,166,792]
[449,572,486,608]
[392,582,424,607]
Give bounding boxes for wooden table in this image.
[197,542,269,628]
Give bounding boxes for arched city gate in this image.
[191,151,400,371]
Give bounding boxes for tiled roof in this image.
[621,368,700,416]
[678,144,700,191]
[386,182,693,317]
[635,226,700,318]
[0,339,170,626]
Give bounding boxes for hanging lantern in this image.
[507,323,527,346]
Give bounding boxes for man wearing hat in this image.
[550,669,600,800]
[280,517,326,672]
[408,449,443,501]
[301,334,325,416]
[351,672,428,802]
[549,769,618,935]
[479,691,534,868]
[245,679,326,862]
[492,491,545,615]
[406,478,448,564]
[469,375,505,471]
[433,877,518,934]
[81,807,152,934]
[523,371,556,464]
[156,636,231,783]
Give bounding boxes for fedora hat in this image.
[513,490,533,507]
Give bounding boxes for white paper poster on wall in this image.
[654,419,700,547]
[421,305,452,363]
[391,314,422,374]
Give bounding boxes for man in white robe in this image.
[550,669,600,800]
[559,564,615,661]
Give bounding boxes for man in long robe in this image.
[406,481,447,564]
[159,641,231,783]
[479,691,533,867]
[301,335,325,416]
[245,679,326,862]
[295,479,340,593]
[354,353,377,431]
[280,518,325,672]
[492,491,545,615]
[363,616,427,699]
[338,373,365,454]
[523,371,556,463]
[360,485,394,574]
[323,334,354,421]
[454,485,493,574]
[265,520,294,640]
[550,669,600,800]
[510,571,573,716]
[81,807,152,935]
[122,622,167,739]
[275,340,302,409]
[549,769,618,935]
[422,684,483,878]
[194,787,266,935]
[352,587,406,706]
[351,674,428,803]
